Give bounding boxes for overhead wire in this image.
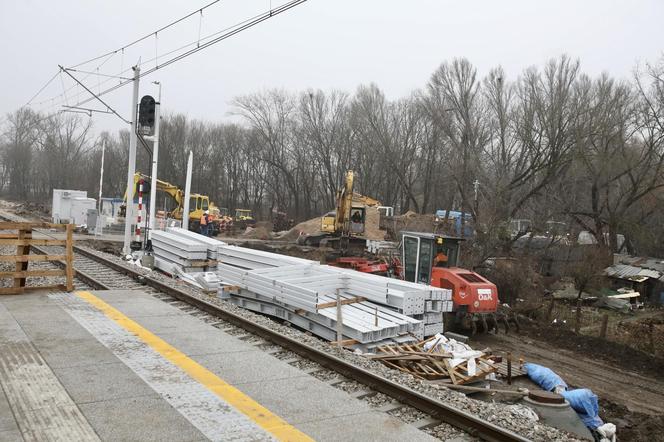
[33,1,252,111]
[28,0,217,112]
[29,0,307,119]
[25,71,60,107]
[27,1,223,110]
[69,0,222,69]
[67,0,307,111]
[31,52,118,107]
[59,65,131,124]
[65,68,132,81]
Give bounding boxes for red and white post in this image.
[135,179,144,244]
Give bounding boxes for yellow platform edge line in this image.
[74,290,313,442]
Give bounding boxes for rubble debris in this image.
[368,334,497,384]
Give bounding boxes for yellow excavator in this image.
[298,170,377,249]
[121,172,230,235]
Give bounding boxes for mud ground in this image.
[473,328,664,441]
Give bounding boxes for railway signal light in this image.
[138,95,156,133]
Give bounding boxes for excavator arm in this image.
[334,170,355,235]
[123,173,184,219]
[352,192,381,207]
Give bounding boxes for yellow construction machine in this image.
[122,172,231,235]
[299,170,378,249]
[233,208,256,230]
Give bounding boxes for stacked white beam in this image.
[217,245,313,270]
[166,227,226,270]
[214,243,458,341]
[152,230,209,274]
[216,248,434,342]
[227,286,422,343]
[215,247,451,316]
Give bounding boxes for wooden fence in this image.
[0,222,74,295]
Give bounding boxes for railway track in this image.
[35,243,528,442]
[0,212,528,441]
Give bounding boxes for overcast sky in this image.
[1,0,663,133]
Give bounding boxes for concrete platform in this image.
[0,289,438,442]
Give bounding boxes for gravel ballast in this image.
[0,224,583,442]
[72,244,585,442]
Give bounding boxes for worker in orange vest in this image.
[200,210,209,236]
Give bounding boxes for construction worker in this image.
[433,251,448,267]
[200,210,209,236]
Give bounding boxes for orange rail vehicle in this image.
[400,231,516,334]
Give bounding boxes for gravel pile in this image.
[289,359,321,371]
[424,422,477,441]
[256,343,283,353]
[309,369,343,383]
[332,380,366,393]
[76,244,585,442]
[388,406,429,424]
[270,350,299,361]
[363,392,393,408]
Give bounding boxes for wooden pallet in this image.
[0,222,74,295]
[443,355,497,385]
[370,338,496,384]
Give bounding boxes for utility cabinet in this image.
[52,189,87,223]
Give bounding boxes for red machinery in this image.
[328,256,390,275]
[400,231,513,334]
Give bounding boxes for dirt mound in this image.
[363,206,386,240]
[241,221,274,240]
[279,217,322,241]
[279,206,386,242]
[382,212,437,239]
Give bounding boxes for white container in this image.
[70,197,97,226]
[52,189,87,223]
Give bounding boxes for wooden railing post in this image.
[13,227,30,289]
[65,223,74,292]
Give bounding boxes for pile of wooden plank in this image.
[368,337,497,384]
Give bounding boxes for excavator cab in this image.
[235,209,254,221]
[348,206,365,234]
[401,232,462,284]
[189,195,209,214]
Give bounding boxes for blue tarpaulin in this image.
[524,363,603,429]
[523,363,567,391]
[561,389,603,429]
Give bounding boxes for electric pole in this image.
[148,81,161,241]
[473,179,480,221]
[122,65,140,256]
[182,151,193,230]
[97,138,105,236]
